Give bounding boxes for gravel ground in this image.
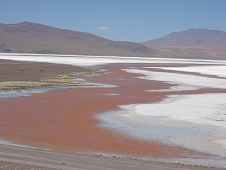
[0,59,91,82]
[0,144,225,170]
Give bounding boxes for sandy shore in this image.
[0,58,226,169]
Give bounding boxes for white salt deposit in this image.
[146,65,226,78]
[1,53,226,66]
[97,65,226,158]
[147,85,200,92]
[98,93,226,157]
[124,68,226,89]
[126,93,226,128]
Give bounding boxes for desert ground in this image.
[1,144,223,170]
[0,53,226,169]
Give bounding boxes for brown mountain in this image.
[0,22,155,56]
[142,28,226,47]
[142,29,226,59]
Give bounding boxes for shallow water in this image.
[0,87,57,98]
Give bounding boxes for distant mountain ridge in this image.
[0,22,155,56]
[1,22,226,59]
[142,28,226,47]
[141,28,226,60]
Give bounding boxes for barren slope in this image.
[0,22,155,56]
[142,29,226,59]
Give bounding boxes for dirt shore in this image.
[0,59,93,82]
[0,59,99,91]
[1,144,223,170]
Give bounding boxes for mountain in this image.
[1,23,226,59]
[0,22,155,56]
[142,28,226,47]
[142,29,226,60]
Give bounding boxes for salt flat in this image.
[148,65,226,78]
[98,93,226,157]
[1,53,226,66]
[124,68,226,89]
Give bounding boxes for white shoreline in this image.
[145,65,226,78]
[1,53,226,66]
[98,93,226,157]
[124,68,226,89]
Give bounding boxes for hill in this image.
[142,29,226,59]
[142,28,226,47]
[0,22,155,56]
[1,23,226,59]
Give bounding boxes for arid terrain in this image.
[1,22,226,60]
[1,22,226,170]
[0,144,222,170]
[142,28,226,60]
[0,54,226,169]
[0,22,154,56]
[0,59,91,82]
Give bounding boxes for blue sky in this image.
[1,0,226,42]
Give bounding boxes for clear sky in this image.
[1,0,226,42]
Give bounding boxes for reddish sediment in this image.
[1,64,221,158]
